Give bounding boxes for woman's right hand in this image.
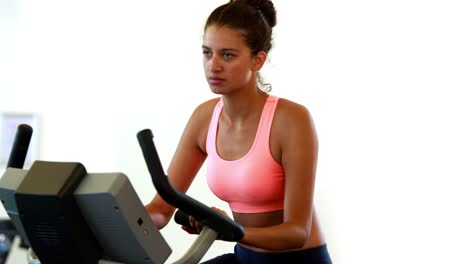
[145,202,173,230]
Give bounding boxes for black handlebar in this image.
[137,129,244,242]
[174,210,194,230]
[7,124,33,169]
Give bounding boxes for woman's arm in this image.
[240,100,319,250]
[145,100,216,229]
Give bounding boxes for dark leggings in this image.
[201,244,333,264]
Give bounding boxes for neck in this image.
[221,88,268,122]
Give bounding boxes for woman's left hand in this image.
[211,206,230,219]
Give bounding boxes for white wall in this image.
[1,0,468,263]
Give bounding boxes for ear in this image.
[251,51,267,71]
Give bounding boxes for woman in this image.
[145,0,332,263]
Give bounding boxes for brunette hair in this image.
[205,0,276,55]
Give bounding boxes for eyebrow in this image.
[201,45,239,53]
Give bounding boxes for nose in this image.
[208,55,223,73]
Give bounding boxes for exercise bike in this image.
[0,124,244,264]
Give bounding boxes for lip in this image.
[208,77,224,85]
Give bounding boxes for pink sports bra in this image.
[206,95,285,213]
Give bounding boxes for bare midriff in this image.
[233,207,326,253]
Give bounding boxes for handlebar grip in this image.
[174,210,193,229]
[7,124,33,169]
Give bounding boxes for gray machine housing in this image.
[0,168,31,246]
[74,172,172,264]
[0,168,172,264]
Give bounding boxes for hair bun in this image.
[239,0,277,28]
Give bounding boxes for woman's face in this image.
[202,25,259,95]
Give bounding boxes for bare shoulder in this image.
[192,97,220,118]
[188,97,220,128]
[275,98,314,126]
[184,97,221,152]
[270,97,318,164]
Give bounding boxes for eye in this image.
[223,53,235,59]
[202,50,212,57]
